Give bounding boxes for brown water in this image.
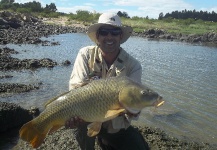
[0,33,217,149]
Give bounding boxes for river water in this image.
[0,33,217,146]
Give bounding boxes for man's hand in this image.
[124,111,141,121]
[125,111,141,118]
[65,117,84,129]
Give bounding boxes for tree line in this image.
[159,9,217,22]
[1,0,217,22]
[0,0,57,14]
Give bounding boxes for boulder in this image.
[0,102,33,132]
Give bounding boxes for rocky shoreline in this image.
[132,29,217,47]
[0,11,216,149]
[12,125,215,150]
[1,11,217,46]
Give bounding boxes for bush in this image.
[162,17,173,23]
[68,10,100,23]
[0,3,11,9]
[180,18,195,25]
[16,8,31,13]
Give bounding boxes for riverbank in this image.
[0,11,216,150]
[1,11,217,46]
[43,16,217,47]
[13,125,215,150]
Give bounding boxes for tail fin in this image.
[19,121,47,148]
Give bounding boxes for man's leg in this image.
[73,122,95,150]
[98,126,150,150]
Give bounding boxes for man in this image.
[66,12,149,150]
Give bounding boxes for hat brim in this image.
[87,23,133,44]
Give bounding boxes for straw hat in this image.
[87,13,133,44]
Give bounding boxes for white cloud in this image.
[111,0,193,18]
[57,6,95,14]
[210,7,217,12]
[84,3,96,7]
[13,0,217,19]
[200,7,217,13]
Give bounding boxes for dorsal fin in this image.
[44,81,90,108]
[44,91,71,108]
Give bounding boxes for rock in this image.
[0,83,40,93]
[0,102,33,132]
[133,29,217,46]
[39,58,57,68]
[0,75,13,79]
[62,60,71,66]
[29,106,40,117]
[13,125,216,150]
[0,11,77,45]
[0,47,58,70]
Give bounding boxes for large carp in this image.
[19,76,164,148]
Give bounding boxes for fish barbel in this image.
[19,76,164,148]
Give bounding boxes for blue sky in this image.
[15,0,217,19]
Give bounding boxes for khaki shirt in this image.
[69,45,142,133]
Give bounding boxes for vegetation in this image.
[68,10,100,23]
[159,9,217,22]
[122,17,217,35]
[0,0,59,17]
[0,0,217,35]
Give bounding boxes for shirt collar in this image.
[94,46,126,72]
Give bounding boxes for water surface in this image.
[0,33,217,146]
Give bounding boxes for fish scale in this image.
[19,76,164,148]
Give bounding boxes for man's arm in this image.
[128,64,142,83]
[69,47,90,90]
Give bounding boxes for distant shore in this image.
[1,11,217,47]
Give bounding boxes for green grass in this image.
[42,14,217,35]
[2,8,216,35]
[121,17,217,35]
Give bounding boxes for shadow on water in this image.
[0,127,20,150]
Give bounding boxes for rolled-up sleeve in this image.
[69,47,90,90]
[128,63,142,83]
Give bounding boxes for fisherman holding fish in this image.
[66,12,150,150]
[19,12,164,149]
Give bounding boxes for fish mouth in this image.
[153,96,165,107]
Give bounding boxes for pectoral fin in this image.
[105,109,126,119]
[87,122,102,137]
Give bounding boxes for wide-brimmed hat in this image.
[87,13,133,44]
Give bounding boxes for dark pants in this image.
[73,122,95,150]
[98,126,150,150]
[74,123,149,150]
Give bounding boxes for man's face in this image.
[96,25,123,53]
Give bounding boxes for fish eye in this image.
[141,89,153,95]
[141,90,147,95]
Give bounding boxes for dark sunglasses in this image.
[98,28,122,36]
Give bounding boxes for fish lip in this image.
[153,96,165,107]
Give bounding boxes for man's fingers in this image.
[65,117,85,129]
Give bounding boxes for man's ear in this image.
[96,32,100,39]
[96,32,100,45]
[120,33,123,40]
